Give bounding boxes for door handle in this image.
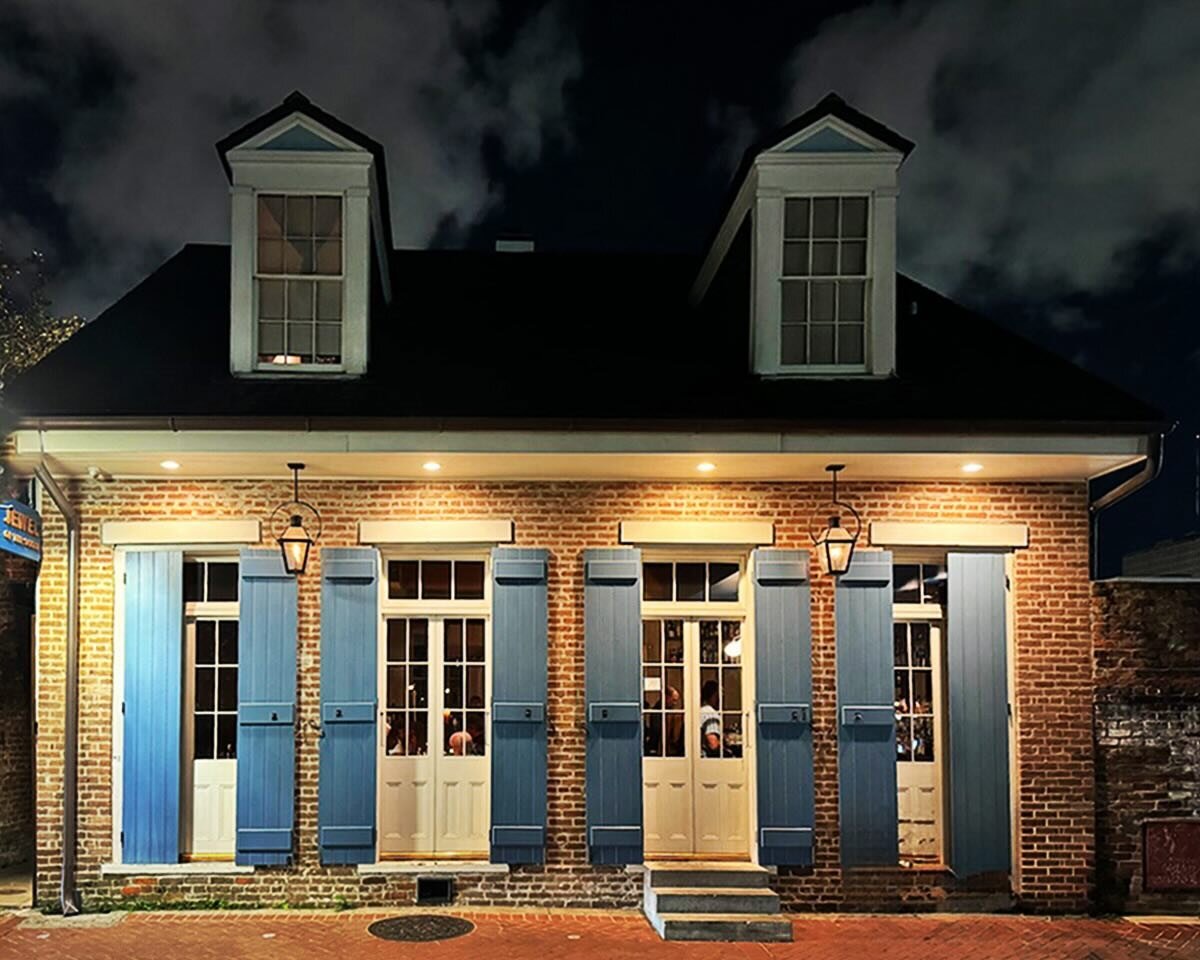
[601,708,609,719]
[336,708,343,718]
[524,708,533,719]
[271,711,278,722]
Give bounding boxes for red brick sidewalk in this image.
[2,910,1199,959]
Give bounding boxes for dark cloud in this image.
[0,0,580,317]
[777,0,1200,302]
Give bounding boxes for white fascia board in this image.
[234,111,364,152]
[619,520,775,546]
[869,521,1030,549]
[691,169,757,304]
[14,429,1149,459]
[769,115,898,154]
[359,519,514,545]
[102,519,261,546]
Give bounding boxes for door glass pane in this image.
[722,714,743,758]
[217,715,237,759]
[444,619,463,661]
[466,666,485,709]
[913,717,934,762]
[676,563,705,601]
[195,666,215,711]
[410,665,428,708]
[387,665,407,708]
[217,667,237,711]
[721,621,742,662]
[218,621,238,664]
[893,624,908,665]
[388,560,419,599]
[195,620,215,664]
[722,667,742,711]
[896,717,912,761]
[385,712,406,755]
[465,619,485,662]
[444,665,463,709]
[455,561,486,600]
[894,670,910,714]
[183,562,204,603]
[910,623,931,665]
[465,711,486,754]
[445,712,468,755]
[409,619,429,662]
[699,620,719,664]
[643,713,663,757]
[387,619,406,661]
[699,667,722,757]
[644,563,673,601]
[194,715,215,760]
[642,621,661,662]
[422,560,451,599]
[409,712,428,755]
[642,667,663,708]
[664,711,684,757]
[912,671,933,714]
[664,667,684,706]
[664,620,684,662]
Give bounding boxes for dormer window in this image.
[218,91,394,379]
[256,194,344,366]
[780,196,869,368]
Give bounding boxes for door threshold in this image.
[645,854,751,862]
[379,852,489,861]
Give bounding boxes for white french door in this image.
[642,618,748,857]
[894,618,946,861]
[378,616,490,857]
[184,617,238,858]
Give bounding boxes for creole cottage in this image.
[1,92,1166,937]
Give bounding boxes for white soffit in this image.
[102,519,261,546]
[619,520,775,546]
[359,519,514,545]
[869,521,1030,549]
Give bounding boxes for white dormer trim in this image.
[693,113,906,380]
[226,111,385,378]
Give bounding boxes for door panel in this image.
[191,759,236,856]
[895,620,944,861]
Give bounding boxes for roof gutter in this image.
[1089,429,1168,579]
[33,462,82,916]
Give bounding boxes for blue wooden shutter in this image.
[584,548,643,865]
[947,552,1012,878]
[835,550,897,867]
[753,548,815,866]
[123,550,183,864]
[236,549,297,866]
[489,547,549,864]
[318,547,379,865]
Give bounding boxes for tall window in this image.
[780,196,868,367]
[255,194,343,366]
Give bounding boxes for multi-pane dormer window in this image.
[256,194,344,366]
[780,196,868,368]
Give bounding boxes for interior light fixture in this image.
[696,461,716,473]
[160,460,180,471]
[423,461,442,472]
[271,462,322,576]
[962,462,984,474]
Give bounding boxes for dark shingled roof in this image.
[4,243,1162,433]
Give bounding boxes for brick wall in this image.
[0,554,35,867]
[32,478,1094,911]
[1093,580,1200,914]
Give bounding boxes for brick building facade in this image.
[24,477,1094,911]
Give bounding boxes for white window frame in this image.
[778,193,872,373]
[252,192,347,372]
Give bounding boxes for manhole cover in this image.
[367,915,475,942]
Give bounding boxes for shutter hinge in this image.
[120,830,124,845]
[123,572,127,585]
[121,701,125,715]
[1005,575,1011,592]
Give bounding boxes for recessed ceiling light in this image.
[160,460,180,471]
[422,461,442,472]
[696,462,716,473]
[962,462,984,474]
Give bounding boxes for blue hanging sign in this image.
[1,500,42,563]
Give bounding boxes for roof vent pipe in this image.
[33,462,82,916]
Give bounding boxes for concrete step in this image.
[645,862,772,889]
[651,912,793,942]
[649,885,781,915]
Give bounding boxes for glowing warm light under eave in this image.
[696,462,716,473]
[160,460,180,470]
[422,461,442,472]
[962,462,984,474]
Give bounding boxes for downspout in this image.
[33,462,82,916]
[1088,430,1167,579]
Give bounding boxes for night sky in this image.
[2,0,1198,572]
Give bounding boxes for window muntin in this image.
[643,561,740,603]
[894,621,935,763]
[781,196,868,366]
[193,618,238,760]
[255,193,343,366]
[386,559,487,601]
